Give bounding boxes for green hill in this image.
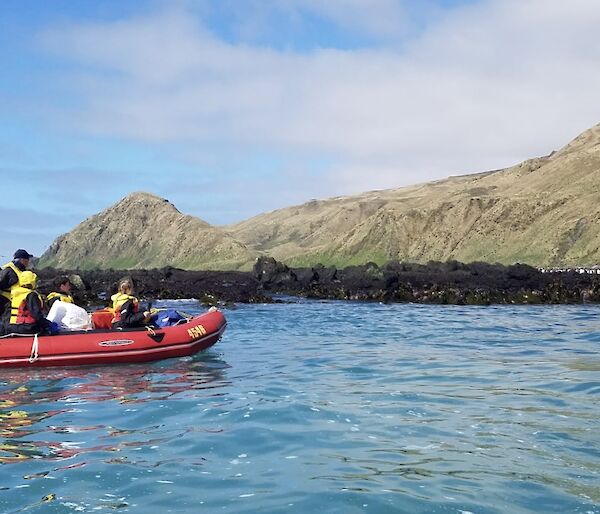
[39,192,256,270]
[228,123,600,267]
[40,123,600,270]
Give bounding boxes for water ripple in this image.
[0,301,599,513]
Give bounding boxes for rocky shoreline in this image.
[35,257,600,307]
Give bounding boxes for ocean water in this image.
[1,300,599,514]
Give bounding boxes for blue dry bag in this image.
[153,309,187,328]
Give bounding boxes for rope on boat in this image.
[0,332,38,339]
[29,333,39,363]
[145,325,156,336]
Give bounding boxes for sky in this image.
[1,0,600,260]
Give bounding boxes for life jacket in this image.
[1,262,24,301]
[9,286,43,325]
[47,292,74,304]
[111,292,139,323]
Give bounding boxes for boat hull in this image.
[0,309,226,368]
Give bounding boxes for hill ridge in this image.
[40,123,600,269]
[227,123,600,267]
[39,192,256,270]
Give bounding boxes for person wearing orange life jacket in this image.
[46,276,75,310]
[0,249,34,335]
[111,277,152,329]
[4,270,52,335]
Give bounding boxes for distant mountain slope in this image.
[40,124,600,270]
[39,192,257,270]
[228,123,600,267]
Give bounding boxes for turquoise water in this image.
[1,300,599,513]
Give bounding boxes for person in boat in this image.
[46,276,76,310]
[3,270,52,335]
[0,249,34,335]
[111,277,152,329]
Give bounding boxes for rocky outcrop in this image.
[35,267,272,306]
[34,257,600,307]
[241,257,600,305]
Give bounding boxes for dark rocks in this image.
[253,256,297,286]
[35,258,600,306]
[35,267,272,307]
[254,258,600,305]
[312,264,338,284]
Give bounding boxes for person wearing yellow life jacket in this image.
[46,276,75,310]
[0,249,33,335]
[4,270,52,335]
[111,277,151,329]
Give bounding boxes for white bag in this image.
[47,301,92,331]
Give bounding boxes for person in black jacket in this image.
[0,249,33,335]
[4,271,52,335]
[46,276,76,310]
[111,277,152,329]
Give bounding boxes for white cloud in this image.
[38,0,600,196]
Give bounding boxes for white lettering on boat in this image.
[98,339,135,347]
[187,325,207,340]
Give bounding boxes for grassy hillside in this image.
[39,124,600,270]
[228,124,600,267]
[39,192,258,270]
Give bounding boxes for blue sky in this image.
[1,0,599,260]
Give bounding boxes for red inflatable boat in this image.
[0,309,226,368]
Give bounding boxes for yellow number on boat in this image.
[187,325,207,340]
